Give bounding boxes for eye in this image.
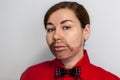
[63,26,71,30]
[46,28,55,33]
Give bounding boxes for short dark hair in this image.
[44,1,90,29]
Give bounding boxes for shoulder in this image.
[88,63,120,80]
[26,60,54,72]
[20,60,55,80]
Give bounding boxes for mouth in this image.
[53,46,67,51]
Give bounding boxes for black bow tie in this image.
[55,67,80,78]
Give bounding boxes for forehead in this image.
[47,8,78,23]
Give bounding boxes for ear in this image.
[83,24,90,40]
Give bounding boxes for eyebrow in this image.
[46,22,54,26]
[60,20,73,24]
[46,20,73,26]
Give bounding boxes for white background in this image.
[0,0,120,80]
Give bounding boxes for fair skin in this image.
[46,8,90,69]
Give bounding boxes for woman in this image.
[20,1,120,80]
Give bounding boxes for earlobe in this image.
[83,24,90,40]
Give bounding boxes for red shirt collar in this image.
[53,50,90,68]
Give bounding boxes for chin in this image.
[53,52,71,60]
[55,55,70,60]
[56,57,65,60]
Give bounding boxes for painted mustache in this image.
[49,41,73,52]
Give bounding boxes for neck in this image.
[61,49,84,69]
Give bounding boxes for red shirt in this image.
[20,50,120,80]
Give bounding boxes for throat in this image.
[61,51,84,69]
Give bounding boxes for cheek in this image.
[65,32,84,48]
[46,35,52,45]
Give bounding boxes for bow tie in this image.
[55,67,80,78]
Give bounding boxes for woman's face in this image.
[46,8,90,60]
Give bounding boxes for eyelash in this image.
[46,26,71,33]
[46,28,55,33]
[63,26,71,30]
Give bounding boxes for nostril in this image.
[53,31,63,40]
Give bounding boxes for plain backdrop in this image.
[0,0,120,80]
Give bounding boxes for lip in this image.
[53,46,66,51]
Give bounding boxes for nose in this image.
[53,29,63,41]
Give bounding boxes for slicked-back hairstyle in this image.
[44,1,90,29]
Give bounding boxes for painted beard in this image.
[49,41,83,59]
